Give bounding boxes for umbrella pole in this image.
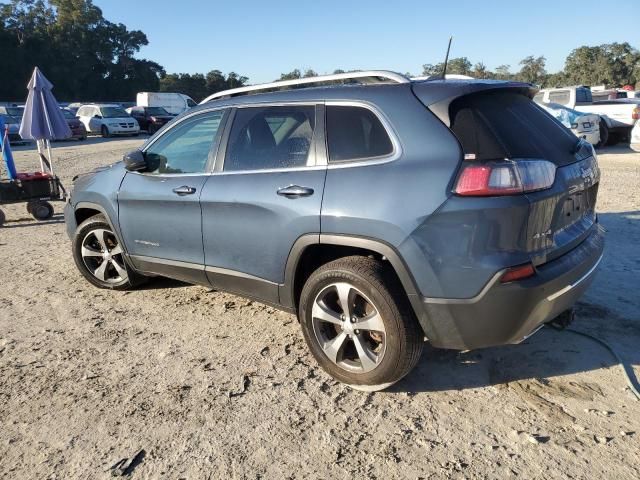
[46,139,54,176]
[36,140,45,172]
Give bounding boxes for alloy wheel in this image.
[80,228,128,283]
[311,282,386,373]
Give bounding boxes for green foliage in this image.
[515,55,547,84]
[422,57,472,76]
[1,1,638,104]
[563,43,640,87]
[159,70,248,102]
[0,0,164,101]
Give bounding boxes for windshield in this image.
[0,114,18,124]
[61,109,76,119]
[101,107,129,118]
[6,107,23,117]
[145,107,170,116]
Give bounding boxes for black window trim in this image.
[325,100,401,168]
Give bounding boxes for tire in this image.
[101,125,110,138]
[299,256,424,391]
[148,124,156,135]
[0,209,5,227]
[72,214,145,290]
[596,122,609,148]
[80,136,87,141]
[30,201,54,221]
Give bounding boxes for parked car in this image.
[126,106,174,134]
[65,72,604,390]
[60,108,87,140]
[537,102,601,146]
[535,86,639,145]
[0,113,27,144]
[0,105,25,122]
[76,104,140,138]
[66,103,83,115]
[136,92,196,115]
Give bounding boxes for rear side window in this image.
[450,91,577,165]
[575,88,593,104]
[224,105,316,171]
[548,90,570,105]
[326,106,393,162]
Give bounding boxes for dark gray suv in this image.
[64,71,604,390]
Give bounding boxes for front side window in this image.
[144,110,225,174]
[224,105,316,171]
[326,106,393,162]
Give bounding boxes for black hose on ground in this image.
[545,323,640,401]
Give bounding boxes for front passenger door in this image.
[118,109,228,284]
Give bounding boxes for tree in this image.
[277,69,302,81]
[473,62,489,79]
[494,64,511,80]
[563,43,640,87]
[422,57,472,77]
[516,55,546,84]
[0,0,164,100]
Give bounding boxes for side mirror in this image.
[93,114,102,119]
[123,150,147,172]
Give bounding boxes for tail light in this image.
[632,107,639,120]
[454,159,556,196]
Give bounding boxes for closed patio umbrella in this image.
[19,67,71,175]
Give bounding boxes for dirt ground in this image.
[1,137,639,479]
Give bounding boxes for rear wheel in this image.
[101,125,110,138]
[299,256,424,391]
[0,209,5,226]
[72,214,145,290]
[597,122,609,148]
[148,124,157,135]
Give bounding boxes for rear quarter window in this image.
[326,106,393,162]
[449,91,578,166]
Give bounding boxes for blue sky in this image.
[95,0,639,83]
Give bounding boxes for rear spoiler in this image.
[412,80,538,126]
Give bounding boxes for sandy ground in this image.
[0,137,639,479]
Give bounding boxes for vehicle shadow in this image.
[596,144,636,155]
[0,213,65,229]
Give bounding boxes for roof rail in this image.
[200,70,410,103]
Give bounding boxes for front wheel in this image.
[101,125,110,138]
[299,256,424,391]
[72,214,144,290]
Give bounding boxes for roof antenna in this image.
[441,36,453,80]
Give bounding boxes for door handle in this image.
[173,185,197,196]
[277,185,314,198]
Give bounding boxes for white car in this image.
[76,104,140,138]
[631,121,640,152]
[537,102,601,146]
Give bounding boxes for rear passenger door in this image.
[200,103,326,304]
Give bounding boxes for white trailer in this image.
[136,92,197,116]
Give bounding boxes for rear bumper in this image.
[419,224,605,350]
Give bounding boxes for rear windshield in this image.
[449,91,578,165]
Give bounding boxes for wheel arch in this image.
[73,201,130,261]
[281,234,428,335]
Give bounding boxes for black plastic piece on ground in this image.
[548,308,576,330]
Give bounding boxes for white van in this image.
[136,92,197,116]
